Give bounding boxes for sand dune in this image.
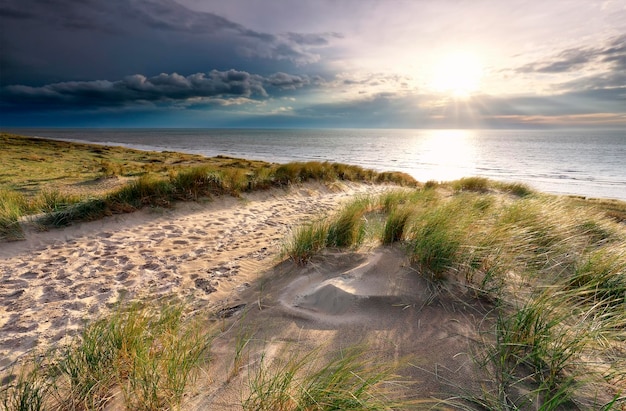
[0,182,395,370]
[1,181,498,408]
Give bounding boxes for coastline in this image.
[4,128,625,201]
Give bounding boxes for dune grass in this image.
[3,176,626,409]
[284,178,626,408]
[243,346,401,411]
[1,300,214,411]
[0,189,27,241]
[4,134,626,408]
[283,196,376,264]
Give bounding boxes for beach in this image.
[1,137,625,409]
[0,180,500,408]
[0,182,393,369]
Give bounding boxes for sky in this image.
[1,0,625,129]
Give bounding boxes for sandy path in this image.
[0,182,392,370]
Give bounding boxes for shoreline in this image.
[3,129,625,202]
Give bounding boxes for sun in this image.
[429,52,483,98]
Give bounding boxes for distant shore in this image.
[4,127,625,201]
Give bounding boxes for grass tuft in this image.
[326,199,371,248]
[0,189,26,241]
[452,176,491,193]
[496,181,535,197]
[283,221,330,265]
[382,206,414,245]
[34,189,82,213]
[407,201,465,279]
[0,358,50,411]
[243,346,400,411]
[1,300,213,411]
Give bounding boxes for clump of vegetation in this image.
[381,205,413,245]
[495,181,535,197]
[243,346,400,411]
[1,301,410,411]
[451,176,491,193]
[1,300,213,410]
[283,221,330,265]
[326,198,372,248]
[283,197,376,264]
[0,189,27,241]
[284,177,626,408]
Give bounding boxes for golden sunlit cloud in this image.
[428,52,484,98]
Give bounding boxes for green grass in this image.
[381,205,414,244]
[325,198,372,248]
[283,196,377,264]
[0,358,50,411]
[0,189,27,241]
[1,300,213,411]
[1,135,418,234]
[243,346,401,411]
[283,178,626,407]
[451,176,491,193]
[4,136,626,408]
[1,302,412,411]
[283,220,330,265]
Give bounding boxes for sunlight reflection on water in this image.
[409,129,478,182]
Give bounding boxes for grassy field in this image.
[1,133,232,195]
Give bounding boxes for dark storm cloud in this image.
[2,70,264,109]
[265,72,324,90]
[0,0,339,86]
[1,70,322,110]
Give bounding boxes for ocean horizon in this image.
[4,127,625,201]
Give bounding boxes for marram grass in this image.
[284,178,626,408]
[0,189,26,241]
[2,146,418,233]
[243,346,403,411]
[1,300,213,411]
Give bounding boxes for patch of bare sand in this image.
[0,182,394,371]
[194,247,493,409]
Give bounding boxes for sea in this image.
[5,128,626,201]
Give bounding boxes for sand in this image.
[0,182,392,368]
[0,181,492,408]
